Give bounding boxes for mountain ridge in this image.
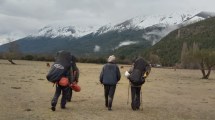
[145,16,215,66]
[0,11,214,57]
[27,11,211,40]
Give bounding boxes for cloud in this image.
[94,45,100,52]
[142,25,179,45]
[115,40,138,49]
[0,0,215,42]
[0,37,8,45]
[0,33,21,45]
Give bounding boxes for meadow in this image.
[0,60,214,120]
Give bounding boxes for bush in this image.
[22,55,34,60]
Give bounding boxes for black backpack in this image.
[46,50,74,83]
[128,57,149,86]
[129,69,145,86]
[46,63,69,83]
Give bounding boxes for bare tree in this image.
[181,42,215,79]
[4,39,22,64]
[193,49,215,79]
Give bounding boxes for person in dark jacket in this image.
[100,55,121,111]
[66,65,79,102]
[51,50,78,111]
[125,57,150,110]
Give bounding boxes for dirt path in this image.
[0,60,215,120]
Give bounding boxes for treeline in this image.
[0,52,133,64]
[0,52,54,61]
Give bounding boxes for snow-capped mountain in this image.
[96,11,198,34]
[1,11,214,55]
[31,25,98,38]
[29,11,214,42]
[97,11,215,36]
[83,11,215,46]
[181,11,215,26]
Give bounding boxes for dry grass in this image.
[0,60,215,120]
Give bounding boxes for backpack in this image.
[129,69,145,86]
[46,63,68,83]
[46,50,74,83]
[128,57,149,86]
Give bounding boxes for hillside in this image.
[147,17,215,66]
[0,29,152,57]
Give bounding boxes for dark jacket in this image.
[67,63,79,83]
[100,62,121,85]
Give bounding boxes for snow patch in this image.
[182,16,205,26]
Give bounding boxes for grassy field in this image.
[0,60,215,120]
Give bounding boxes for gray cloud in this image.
[0,0,215,42]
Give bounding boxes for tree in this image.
[193,49,215,79]
[149,53,160,66]
[181,42,200,69]
[4,40,22,64]
[181,42,215,79]
[180,42,189,68]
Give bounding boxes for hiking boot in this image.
[51,106,56,111]
[132,106,137,111]
[61,106,66,109]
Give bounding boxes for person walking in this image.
[66,65,79,102]
[125,57,150,110]
[48,50,78,111]
[100,55,121,111]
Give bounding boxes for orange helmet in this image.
[58,77,69,86]
[70,83,81,92]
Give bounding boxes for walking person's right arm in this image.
[100,65,105,84]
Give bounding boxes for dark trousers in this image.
[66,87,73,102]
[51,85,69,108]
[104,85,116,108]
[131,86,141,110]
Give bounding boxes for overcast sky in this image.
[0,0,215,43]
